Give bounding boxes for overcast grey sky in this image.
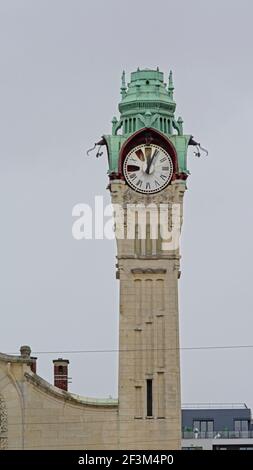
[1,0,253,408]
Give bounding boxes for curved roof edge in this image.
[0,352,33,364]
[24,372,118,408]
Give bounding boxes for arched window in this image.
[0,395,8,449]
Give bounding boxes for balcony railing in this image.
[182,403,249,410]
[182,430,253,439]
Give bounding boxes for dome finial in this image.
[168,70,174,99]
[121,70,127,98]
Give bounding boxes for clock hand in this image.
[144,147,152,171]
[146,149,159,174]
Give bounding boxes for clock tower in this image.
[103,68,191,449]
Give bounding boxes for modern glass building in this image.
[182,403,253,450]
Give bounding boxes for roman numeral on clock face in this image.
[136,179,143,187]
[160,174,167,180]
[160,157,167,163]
[129,173,137,180]
[146,182,151,190]
[162,166,169,171]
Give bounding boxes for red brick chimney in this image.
[30,357,37,374]
[53,358,69,391]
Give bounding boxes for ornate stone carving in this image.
[0,396,8,449]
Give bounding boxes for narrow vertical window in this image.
[135,224,141,255]
[146,379,153,416]
[146,224,152,255]
[157,223,162,253]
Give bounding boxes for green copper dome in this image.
[119,68,176,118]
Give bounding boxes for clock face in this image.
[123,144,173,194]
